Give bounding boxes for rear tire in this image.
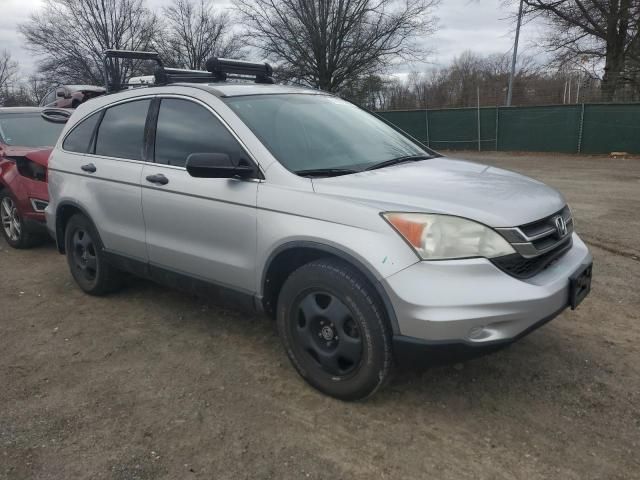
[277,258,393,401]
[64,213,122,295]
[0,192,45,249]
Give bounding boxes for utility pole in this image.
[477,86,481,152]
[507,0,524,107]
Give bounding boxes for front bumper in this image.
[383,233,591,353]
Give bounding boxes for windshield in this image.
[225,94,430,173]
[0,113,66,147]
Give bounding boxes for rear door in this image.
[141,96,259,293]
[57,98,151,261]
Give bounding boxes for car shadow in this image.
[113,275,599,410]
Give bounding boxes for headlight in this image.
[382,213,515,260]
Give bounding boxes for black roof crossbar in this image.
[205,57,274,84]
[153,67,218,85]
[104,49,163,62]
[102,50,275,92]
[155,58,275,85]
[102,49,164,92]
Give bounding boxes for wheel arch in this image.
[260,241,400,334]
[54,200,95,253]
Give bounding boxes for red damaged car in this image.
[0,107,70,248]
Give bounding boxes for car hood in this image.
[312,157,566,228]
[1,146,52,167]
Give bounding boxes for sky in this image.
[1,0,547,79]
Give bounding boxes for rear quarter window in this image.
[62,112,101,153]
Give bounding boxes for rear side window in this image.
[62,112,101,153]
[154,98,245,167]
[0,113,65,147]
[95,99,150,160]
[42,90,56,106]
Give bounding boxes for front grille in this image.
[492,206,574,279]
[520,206,571,238]
[491,237,573,279]
[496,206,573,258]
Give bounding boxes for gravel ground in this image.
[1,152,639,480]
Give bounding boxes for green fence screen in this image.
[378,103,640,154]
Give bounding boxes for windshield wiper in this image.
[295,168,359,178]
[364,154,432,171]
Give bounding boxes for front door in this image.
[141,97,259,294]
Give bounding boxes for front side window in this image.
[225,94,429,174]
[0,112,65,147]
[95,99,150,160]
[62,112,101,153]
[154,98,246,167]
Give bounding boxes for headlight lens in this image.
[383,213,515,260]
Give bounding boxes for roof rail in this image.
[102,50,275,93]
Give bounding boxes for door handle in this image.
[81,163,96,173]
[145,173,169,185]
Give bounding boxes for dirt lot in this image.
[1,152,639,480]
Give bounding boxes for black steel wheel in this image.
[277,258,393,401]
[292,291,363,376]
[64,213,122,295]
[70,227,98,282]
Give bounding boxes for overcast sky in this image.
[2,0,546,79]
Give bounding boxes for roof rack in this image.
[103,50,164,92]
[102,50,275,93]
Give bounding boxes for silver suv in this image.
[46,58,592,400]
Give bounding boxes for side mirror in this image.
[185,153,256,179]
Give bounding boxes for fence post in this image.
[495,106,500,151]
[577,103,585,153]
[425,108,430,148]
[477,86,481,152]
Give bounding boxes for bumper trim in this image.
[392,304,567,368]
[22,218,49,236]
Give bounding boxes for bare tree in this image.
[521,0,640,100]
[340,51,593,110]
[156,0,244,70]
[234,0,439,92]
[27,75,56,106]
[20,0,158,87]
[0,50,18,103]
[1,85,38,107]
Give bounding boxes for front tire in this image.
[64,213,122,295]
[277,258,393,400]
[0,192,45,249]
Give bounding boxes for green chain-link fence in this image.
[378,103,640,154]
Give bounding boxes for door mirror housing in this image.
[185,153,256,179]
